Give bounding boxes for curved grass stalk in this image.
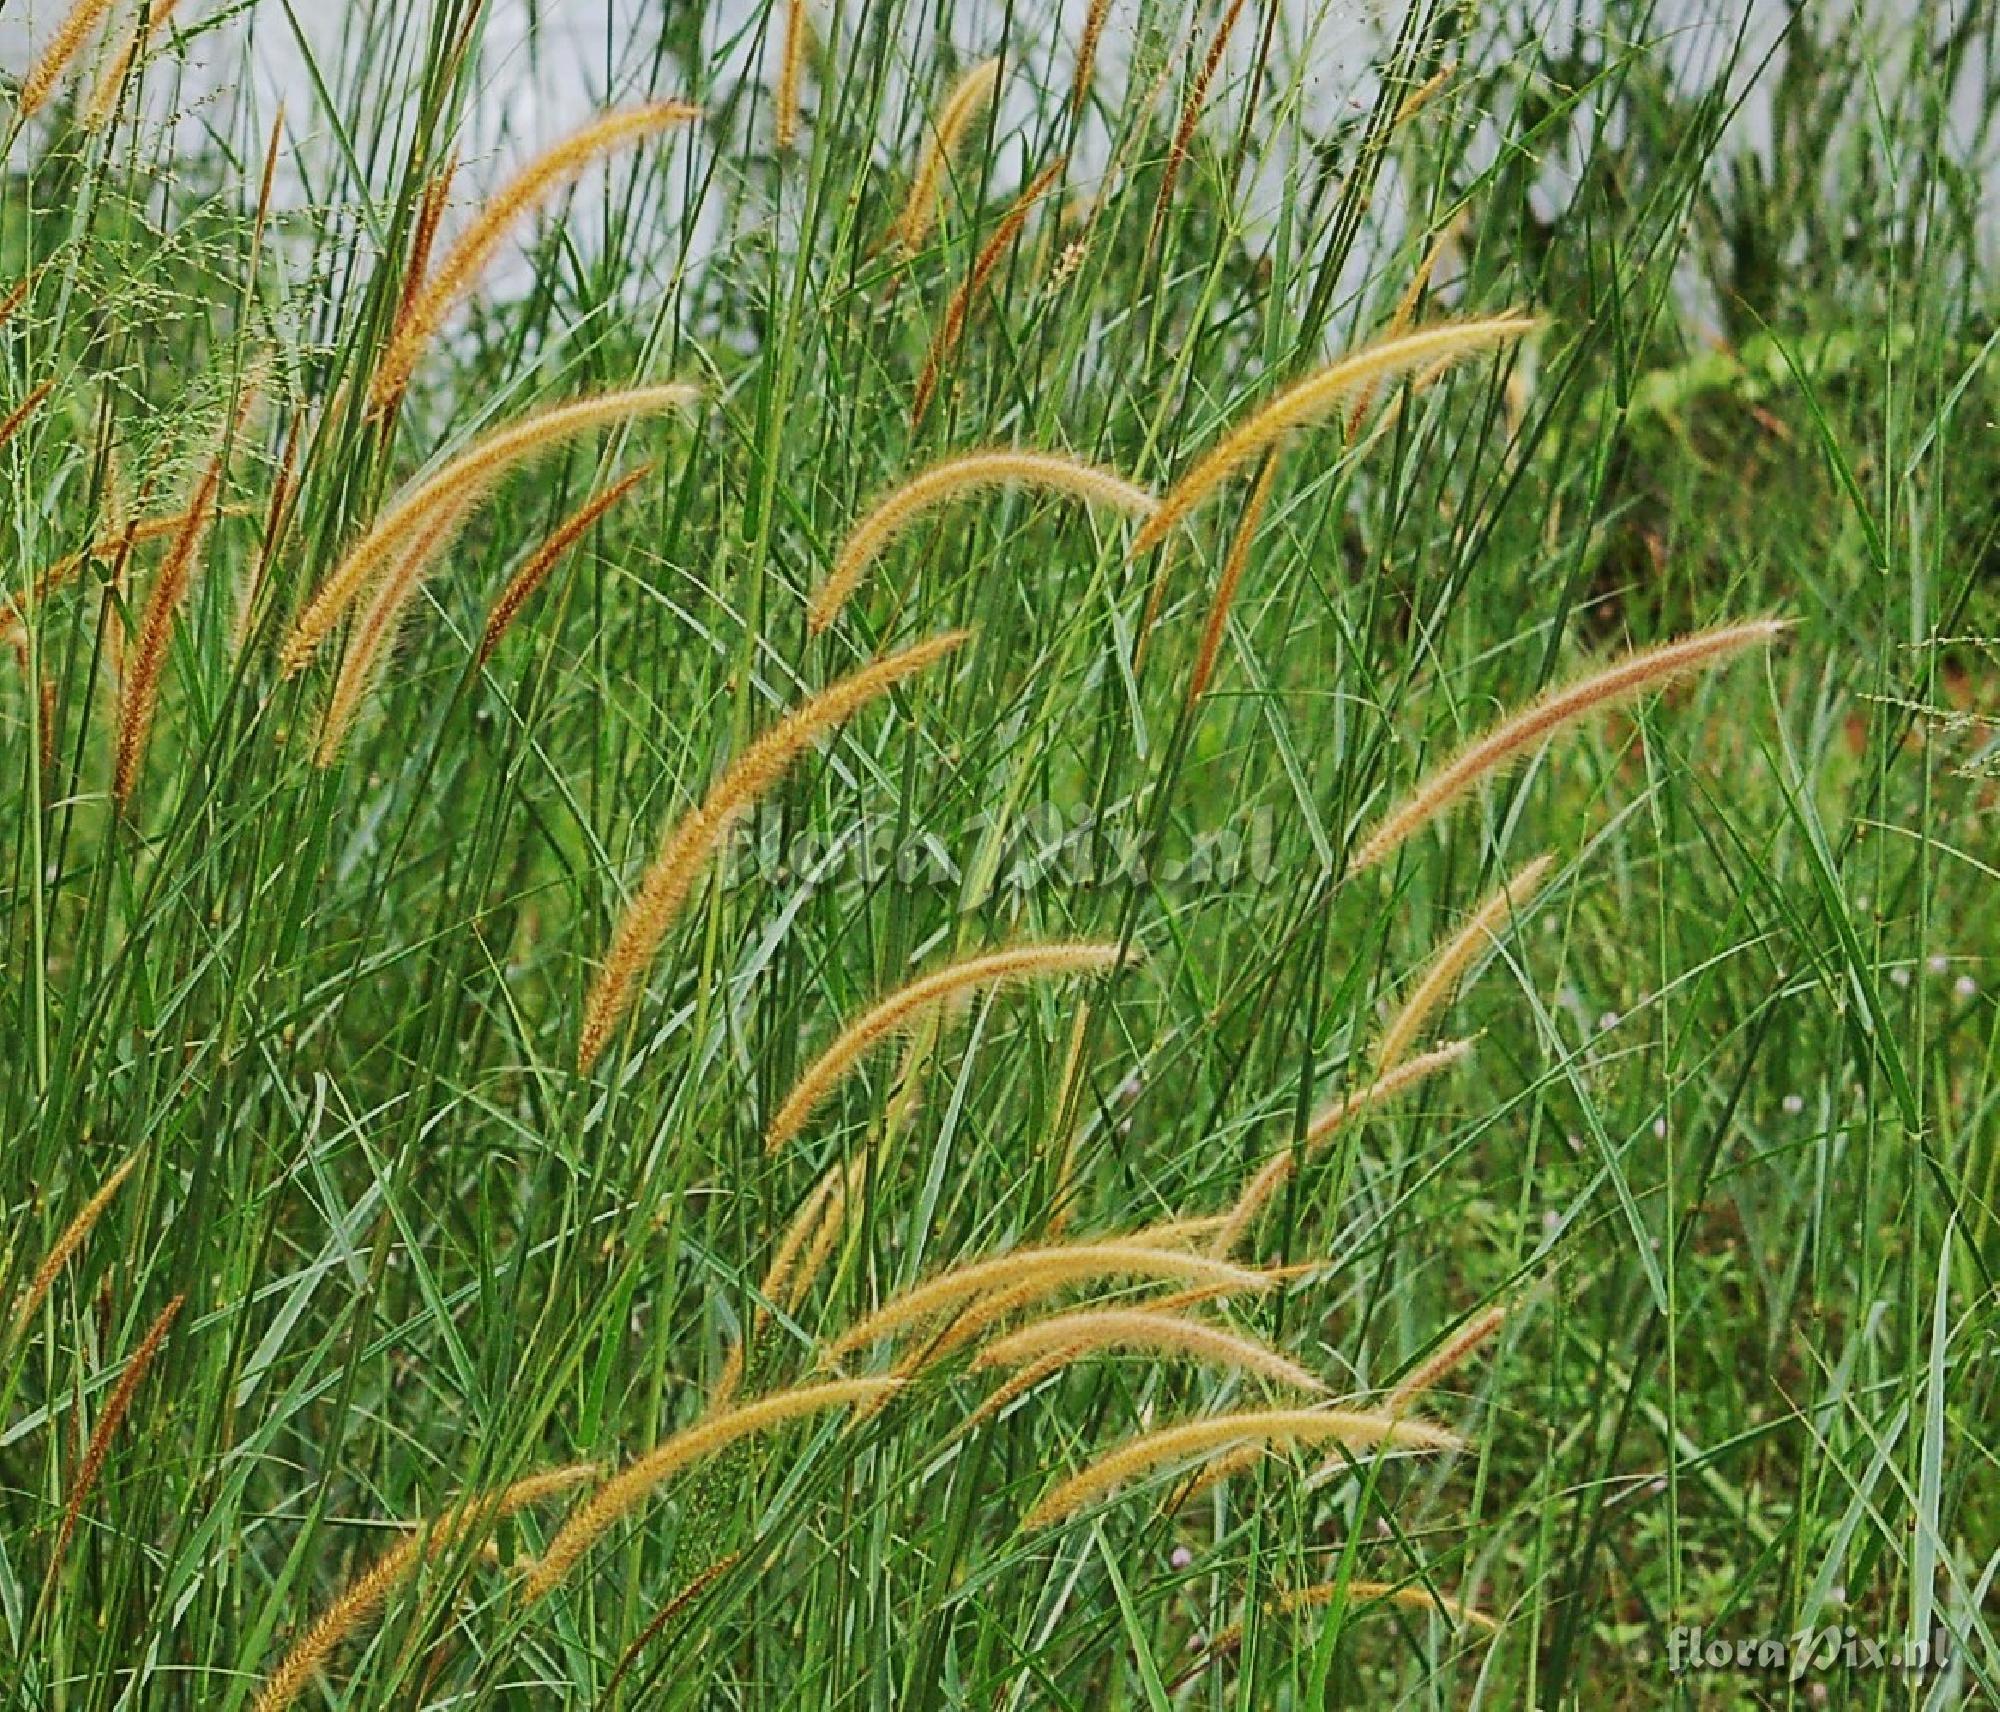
[520,1379,896,1603]
[1129,316,1536,556]
[1023,1405,1459,1527]
[476,461,652,664]
[281,385,698,678]
[251,1463,598,1712]
[1384,1300,1510,1414]
[577,631,967,1072]
[312,494,478,765]
[767,941,1129,1149]
[1374,854,1553,1072]
[808,449,1155,635]
[12,1154,140,1334]
[1347,620,1787,874]
[888,58,1001,251]
[824,1243,1272,1362]
[1211,1039,1475,1257]
[368,105,699,413]
[972,1307,1326,1393]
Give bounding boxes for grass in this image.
[2,0,1996,1705]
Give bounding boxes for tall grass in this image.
[2,0,1995,1705]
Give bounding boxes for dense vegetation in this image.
[2,0,1994,1705]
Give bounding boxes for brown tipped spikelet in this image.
[81,0,183,129]
[1347,620,1788,874]
[888,58,1001,251]
[1152,0,1249,233]
[521,1379,897,1602]
[388,152,460,345]
[774,0,806,149]
[1212,1038,1475,1256]
[0,378,56,456]
[911,155,1065,427]
[52,1295,183,1572]
[1186,451,1277,705]
[603,1551,746,1700]
[13,1153,140,1334]
[972,1308,1326,1393]
[16,0,118,119]
[113,375,259,808]
[1069,0,1111,116]
[251,1464,598,1712]
[312,494,478,766]
[576,631,967,1072]
[767,941,1130,1150]
[809,450,1155,634]
[1385,1299,1510,1414]
[281,385,698,677]
[1375,854,1553,1072]
[368,105,699,413]
[825,1242,1272,1361]
[476,462,652,664]
[1023,1405,1460,1527]
[1129,315,1537,556]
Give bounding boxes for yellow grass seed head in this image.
[809,450,1156,635]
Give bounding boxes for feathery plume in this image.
[281,385,698,677]
[1392,60,1458,127]
[477,462,652,663]
[1023,1405,1459,1526]
[1385,1300,1510,1414]
[312,494,478,766]
[603,1551,745,1700]
[13,1153,140,1334]
[251,1464,598,1712]
[1346,231,1449,442]
[1212,1039,1475,1256]
[708,1338,745,1414]
[1347,620,1788,874]
[113,374,259,808]
[774,0,806,149]
[1184,1578,1496,1680]
[1166,1441,1266,1511]
[1186,451,1277,706]
[825,1243,1271,1361]
[767,942,1128,1150]
[16,0,118,119]
[389,151,460,344]
[368,105,699,413]
[2,505,254,645]
[888,58,1001,251]
[1129,316,1536,556]
[578,631,966,1072]
[51,1295,183,1573]
[81,0,183,130]
[1375,854,1552,1072]
[809,449,1155,634]
[754,1158,858,1340]
[521,1379,896,1602]
[1152,0,1249,233]
[911,155,1065,427]
[973,1308,1325,1393]
[0,378,56,456]
[1069,0,1110,116]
